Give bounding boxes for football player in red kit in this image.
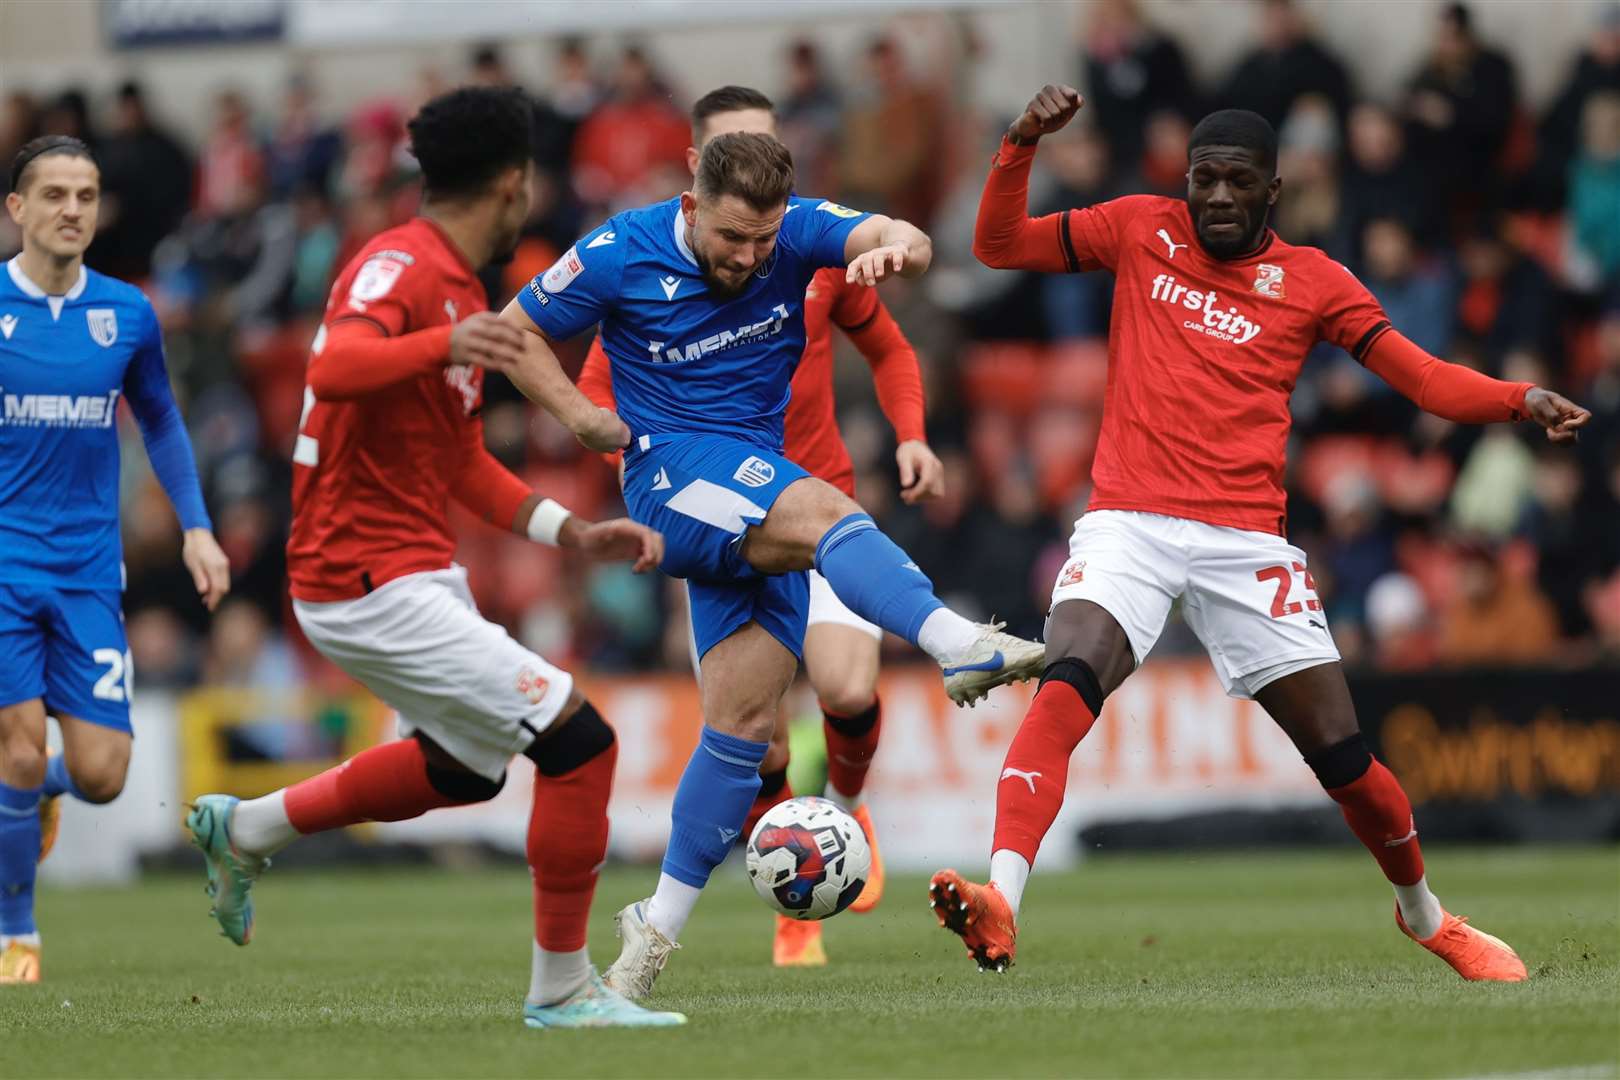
[185,87,684,1028]
[576,86,944,967]
[931,85,1589,981]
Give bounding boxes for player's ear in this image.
[1266,175,1282,206]
[680,190,698,228]
[685,145,700,176]
[4,192,22,225]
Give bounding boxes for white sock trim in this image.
[645,873,702,943]
[230,790,299,857]
[918,608,979,665]
[1394,875,1443,940]
[989,849,1031,919]
[527,942,591,1006]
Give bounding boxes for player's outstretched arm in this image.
[495,300,630,454]
[843,215,932,286]
[974,84,1085,273]
[840,291,944,503]
[125,309,230,611]
[1364,329,1592,442]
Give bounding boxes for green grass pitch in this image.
[4,846,1616,1078]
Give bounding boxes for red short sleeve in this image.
[1315,259,1393,360]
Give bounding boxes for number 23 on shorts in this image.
[1254,562,1322,619]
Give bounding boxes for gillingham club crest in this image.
[86,308,117,347]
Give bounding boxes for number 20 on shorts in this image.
[1255,562,1322,619]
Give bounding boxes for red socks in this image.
[283,739,459,833]
[1325,758,1425,887]
[991,680,1099,863]
[823,699,882,799]
[743,766,793,839]
[529,737,616,952]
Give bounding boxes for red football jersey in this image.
[1066,194,1389,535]
[287,218,491,601]
[577,267,925,498]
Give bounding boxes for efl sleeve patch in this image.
[541,246,585,293]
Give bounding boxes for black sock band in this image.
[425,764,506,803]
[1303,732,1373,790]
[525,701,616,777]
[757,765,789,800]
[822,699,880,738]
[1039,657,1106,717]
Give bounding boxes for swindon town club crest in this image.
[1252,264,1286,299]
[86,308,117,347]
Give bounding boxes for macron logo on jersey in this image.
[1,387,120,428]
[653,303,791,365]
[1150,274,1263,345]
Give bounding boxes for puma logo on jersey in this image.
[659,275,680,301]
[1156,228,1188,259]
[1150,274,1264,344]
[0,314,16,339]
[1000,767,1042,794]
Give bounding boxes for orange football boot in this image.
[1397,904,1528,982]
[772,915,827,967]
[848,804,884,914]
[38,795,60,864]
[929,869,1017,972]
[0,941,42,984]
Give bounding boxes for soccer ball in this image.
[745,796,871,921]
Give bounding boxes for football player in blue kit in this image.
[497,132,1045,1000]
[0,137,230,983]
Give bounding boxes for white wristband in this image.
[526,498,572,546]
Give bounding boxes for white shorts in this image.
[1049,510,1340,700]
[292,565,573,781]
[806,568,882,640]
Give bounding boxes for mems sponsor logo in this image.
[1150,274,1264,345]
[0,387,119,428]
[650,303,791,364]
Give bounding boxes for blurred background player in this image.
[931,85,1590,980]
[575,85,947,968]
[500,130,1044,1002]
[181,87,682,1029]
[0,136,229,984]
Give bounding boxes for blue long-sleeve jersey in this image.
[0,256,210,590]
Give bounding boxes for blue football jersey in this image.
[0,257,209,590]
[516,195,870,448]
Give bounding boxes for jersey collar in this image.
[671,206,699,269]
[7,256,88,320]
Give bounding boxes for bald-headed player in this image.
[1,136,230,983]
[576,85,945,968]
[931,86,1589,981]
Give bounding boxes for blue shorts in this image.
[0,583,131,732]
[623,433,811,661]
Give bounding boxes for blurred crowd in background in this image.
[2,0,1619,695]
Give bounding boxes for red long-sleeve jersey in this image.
[975,137,1531,535]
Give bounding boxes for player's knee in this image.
[424,762,506,803]
[1039,657,1108,717]
[0,739,47,788]
[708,707,776,745]
[1302,732,1373,791]
[817,682,877,722]
[72,765,126,804]
[525,700,616,777]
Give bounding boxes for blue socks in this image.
[814,513,945,647]
[0,780,43,937]
[660,727,769,888]
[42,755,84,801]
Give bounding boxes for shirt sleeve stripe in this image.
[1058,210,1080,274]
[838,310,879,334]
[331,313,393,337]
[1351,320,1393,363]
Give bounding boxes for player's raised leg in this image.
[0,698,47,984]
[1255,664,1527,982]
[932,596,1137,971]
[802,595,886,914]
[743,477,1044,706]
[606,620,795,999]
